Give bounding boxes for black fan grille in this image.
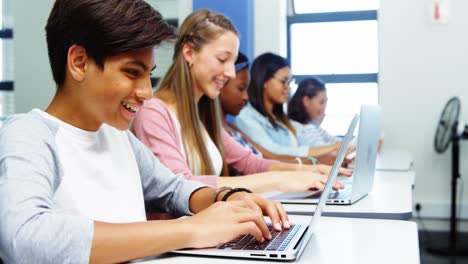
[434,97,460,153]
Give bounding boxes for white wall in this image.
[379,0,468,222]
[253,0,468,229]
[254,0,287,57]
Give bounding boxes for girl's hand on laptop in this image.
[314,175,345,191]
[314,164,352,177]
[297,164,352,177]
[274,172,345,192]
[305,173,345,191]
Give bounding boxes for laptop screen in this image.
[296,114,359,256]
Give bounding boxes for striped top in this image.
[292,120,340,147]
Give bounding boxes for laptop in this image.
[272,105,381,205]
[171,114,358,261]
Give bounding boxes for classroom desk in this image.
[281,170,415,220]
[136,215,420,264]
[376,149,414,171]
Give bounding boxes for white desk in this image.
[376,149,414,171]
[137,216,420,264]
[282,171,415,220]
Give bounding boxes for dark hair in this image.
[288,77,326,124]
[235,51,249,72]
[45,0,176,86]
[248,52,291,131]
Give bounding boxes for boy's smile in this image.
[47,46,155,131]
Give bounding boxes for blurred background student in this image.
[288,77,341,147]
[221,52,319,165]
[236,52,342,164]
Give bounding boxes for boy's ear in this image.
[181,42,195,66]
[67,44,88,81]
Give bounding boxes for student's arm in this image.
[236,111,310,157]
[92,135,290,263]
[222,129,275,175]
[223,129,351,176]
[236,127,312,164]
[0,118,94,263]
[236,111,340,158]
[90,187,289,263]
[90,189,288,263]
[0,118,288,263]
[130,101,334,193]
[307,142,342,157]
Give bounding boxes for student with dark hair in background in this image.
[288,77,341,146]
[131,10,350,194]
[236,52,343,162]
[220,52,322,165]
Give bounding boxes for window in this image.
[293,0,379,13]
[288,0,379,135]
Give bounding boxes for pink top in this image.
[131,98,274,187]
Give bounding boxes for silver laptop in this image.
[171,115,358,261]
[273,105,381,205]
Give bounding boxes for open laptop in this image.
[171,115,358,261]
[272,105,381,205]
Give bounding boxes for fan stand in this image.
[427,121,468,256]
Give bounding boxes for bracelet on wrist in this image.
[295,157,303,165]
[221,187,253,201]
[307,156,318,165]
[213,186,232,203]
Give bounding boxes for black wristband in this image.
[213,186,232,203]
[221,187,253,201]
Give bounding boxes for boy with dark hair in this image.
[0,1,288,263]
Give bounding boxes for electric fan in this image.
[428,96,468,256]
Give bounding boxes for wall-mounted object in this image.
[429,0,450,25]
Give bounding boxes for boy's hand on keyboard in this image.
[187,200,273,248]
[226,192,290,232]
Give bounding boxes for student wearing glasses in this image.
[236,53,342,162]
[221,52,326,166]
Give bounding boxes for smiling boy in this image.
[0,1,288,263]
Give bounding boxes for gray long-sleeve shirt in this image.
[0,110,207,263]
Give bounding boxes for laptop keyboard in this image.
[217,224,301,251]
[329,186,352,199]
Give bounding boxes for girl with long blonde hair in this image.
[132,9,350,193]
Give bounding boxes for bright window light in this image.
[294,0,379,13]
[320,82,378,135]
[290,20,378,75]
